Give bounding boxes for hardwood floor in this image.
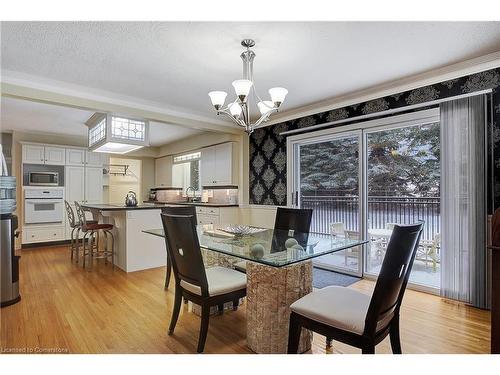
[0,245,491,354]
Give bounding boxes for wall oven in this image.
[28,171,59,186]
[24,188,64,224]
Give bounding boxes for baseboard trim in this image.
[22,240,71,249]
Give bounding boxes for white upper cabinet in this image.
[44,146,66,165]
[201,147,216,186]
[22,144,65,165]
[65,166,85,202]
[66,148,86,166]
[86,151,103,167]
[22,144,45,164]
[214,142,233,185]
[85,167,103,203]
[155,156,173,187]
[200,142,234,186]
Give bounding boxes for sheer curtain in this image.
[440,95,487,308]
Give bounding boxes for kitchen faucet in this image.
[186,186,197,202]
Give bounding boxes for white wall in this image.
[107,157,143,204]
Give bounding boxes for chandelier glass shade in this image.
[208,39,288,134]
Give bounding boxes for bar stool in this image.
[64,200,98,263]
[74,201,115,269]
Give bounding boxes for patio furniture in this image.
[344,230,360,266]
[330,222,346,237]
[287,222,424,354]
[417,233,440,271]
[368,228,392,260]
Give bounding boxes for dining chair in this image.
[161,212,247,353]
[272,207,313,252]
[235,207,313,272]
[274,207,313,232]
[287,222,424,354]
[161,205,197,290]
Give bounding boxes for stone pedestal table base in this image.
[246,261,313,354]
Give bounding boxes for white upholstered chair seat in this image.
[180,266,247,297]
[290,286,372,335]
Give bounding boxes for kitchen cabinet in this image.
[86,151,103,167]
[200,142,235,186]
[195,206,239,226]
[44,146,66,165]
[22,144,45,164]
[22,142,106,245]
[23,225,65,244]
[85,167,104,203]
[66,148,86,166]
[66,148,102,167]
[65,166,85,202]
[155,156,173,187]
[22,144,65,165]
[197,214,220,225]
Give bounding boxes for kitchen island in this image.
[82,204,169,272]
[81,203,240,272]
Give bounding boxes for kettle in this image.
[125,191,138,207]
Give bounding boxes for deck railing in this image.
[301,195,440,241]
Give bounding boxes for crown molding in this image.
[0,70,241,134]
[265,50,500,126]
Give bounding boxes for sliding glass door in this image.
[289,110,441,289]
[364,121,441,289]
[291,131,363,276]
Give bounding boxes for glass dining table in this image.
[143,224,367,354]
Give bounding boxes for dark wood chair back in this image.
[274,207,313,232]
[161,205,198,222]
[363,222,424,336]
[272,207,313,251]
[492,208,500,248]
[160,213,209,296]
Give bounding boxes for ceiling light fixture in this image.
[86,113,150,154]
[208,39,288,135]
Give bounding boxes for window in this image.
[111,117,146,141]
[89,117,106,146]
[172,152,201,194]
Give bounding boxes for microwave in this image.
[28,172,59,186]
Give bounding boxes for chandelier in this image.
[208,39,288,134]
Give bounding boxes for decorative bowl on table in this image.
[220,225,267,236]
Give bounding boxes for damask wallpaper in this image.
[249,68,500,206]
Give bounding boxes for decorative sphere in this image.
[285,238,298,249]
[250,243,265,259]
[290,244,304,252]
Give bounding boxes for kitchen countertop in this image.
[81,203,169,211]
[81,202,239,211]
[143,200,239,208]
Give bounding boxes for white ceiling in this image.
[0,96,202,146]
[1,22,500,124]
